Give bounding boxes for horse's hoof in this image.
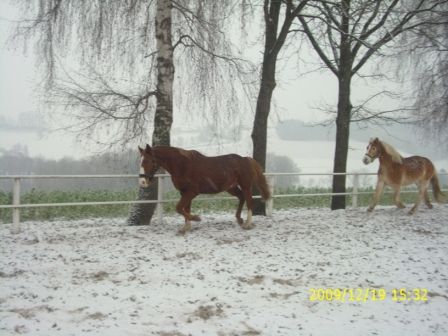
[177,221,192,235]
[191,215,201,222]
[236,218,244,226]
[177,227,191,235]
[426,203,433,209]
[366,207,374,212]
[242,223,254,230]
[396,203,406,209]
[408,209,416,215]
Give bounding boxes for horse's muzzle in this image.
[139,174,152,187]
[362,155,373,165]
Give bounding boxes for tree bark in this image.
[251,0,281,215]
[153,0,174,147]
[331,0,352,210]
[331,73,352,210]
[251,63,276,215]
[128,0,174,225]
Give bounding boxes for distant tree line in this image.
[0,150,138,192]
[0,150,300,193]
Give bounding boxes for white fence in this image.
[1,172,447,233]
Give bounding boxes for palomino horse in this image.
[362,137,445,214]
[138,144,271,233]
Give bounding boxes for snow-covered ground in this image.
[1,205,448,335]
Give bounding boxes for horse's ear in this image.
[138,146,144,155]
[145,144,152,153]
[370,137,379,144]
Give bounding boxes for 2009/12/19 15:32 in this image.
[391,288,428,302]
[308,288,429,302]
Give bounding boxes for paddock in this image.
[1,205,447,335]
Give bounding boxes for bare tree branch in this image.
[10,0,256,149]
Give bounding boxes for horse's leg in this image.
[176,192,200,234]
[240,185,254,230]
[409,181,428,215]
[424,190,433,209]
[227,187,245,226]
[393,187,406,209]
[176,192,201,221]
[367,180,385,212]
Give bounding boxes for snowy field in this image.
[1,205,448,336]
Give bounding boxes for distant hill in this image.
[276,119,445,160]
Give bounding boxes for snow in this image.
[1,205,448,335]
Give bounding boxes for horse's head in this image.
[138,144,159,187]
[363,137,381,165]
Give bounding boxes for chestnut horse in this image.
[362,137,445,214]
[138,144,271,233]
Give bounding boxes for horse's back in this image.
[182,152,249,192]
[194,153,246,168]
[403,155,435,171]
[215,154,254,179]
[402,155,436,182]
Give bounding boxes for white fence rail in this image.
[1,172,447,233]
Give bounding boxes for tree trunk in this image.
[331,74,352,210]
[251,64,276,215]
[153,0,174,147]
[127,186,158,225]
[251,0,281,216]
[128,0,174,225]
[331,0,352,210]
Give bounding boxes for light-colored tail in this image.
[431,174,446,203]
[248,158,271,201]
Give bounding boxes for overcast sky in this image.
[0,4,36,120]
[0,1,331,159]
[0,1,438,162]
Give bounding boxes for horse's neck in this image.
[153,147,185,175]
[379,145,401,168]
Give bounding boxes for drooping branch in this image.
[173,34,251,73]
[46,66,159,147]
[11,0,257,149]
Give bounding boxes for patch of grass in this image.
[0,189,137,222]
[0,186,430,223]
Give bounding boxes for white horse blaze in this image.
[139,158,148,187]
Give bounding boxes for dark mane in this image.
[175,147,204,160]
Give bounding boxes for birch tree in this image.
[13,0,252,225]
[128,0,175,225]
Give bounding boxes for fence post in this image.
[266,175,274,217]
[156,175,164,225]
[12,177,21,233]
[352,173,359,208]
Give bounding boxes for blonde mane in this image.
[380,140,403,164]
